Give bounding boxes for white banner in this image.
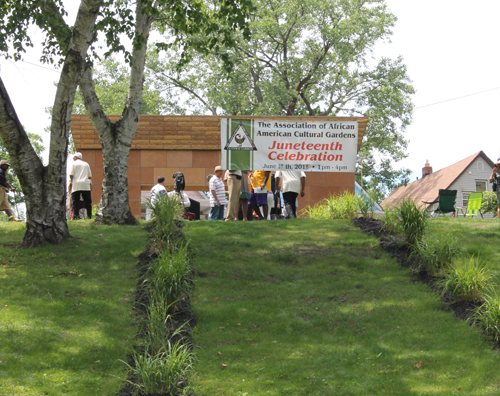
[221,118,358,172]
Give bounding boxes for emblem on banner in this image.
[224,122,257,151]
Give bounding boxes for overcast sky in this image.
[1,1,499,180]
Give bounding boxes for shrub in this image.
[481,191,498,217]
[398,198,428,247]
[411,233,464,275]
[441,256,492,303]
[472,290,500,342]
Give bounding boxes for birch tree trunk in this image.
[80,1,153,225]
[0,0,103,247]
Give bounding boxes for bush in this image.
[441,256,492,303]
[411,233,464,275]
[398,198,428,247]
[472,290,500,342]
[482,191,498,217]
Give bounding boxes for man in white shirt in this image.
[209,166,227,220]
[275,171,306,218]
[146,176,167,220]
[69,152,92,220]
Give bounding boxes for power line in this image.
[6,57,500,113]
[17,59,61,74]
[415,86,500,110]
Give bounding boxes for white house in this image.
[381,151,495,216]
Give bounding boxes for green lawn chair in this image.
[423,189,457,217]
[462,191,483,218]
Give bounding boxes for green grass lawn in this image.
[186,219,500,396]
[426,217,500,272]
[0,221,147,396]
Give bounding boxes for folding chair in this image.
[461,191,483,218]
[423,189,457,217]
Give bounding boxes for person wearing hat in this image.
[209,166,227,220]
[489,157,500,218]
[68,152,92,220]
[0,160,20,221]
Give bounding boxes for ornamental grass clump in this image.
[150,195,185,248]
[472,290,500,342]
[304,192,363,219]
[382,206,402,234]
[150,242,191,314]
[398,198,428,248]
[441,256,493,303]
[326,192,359,219]
[411,233,464,275]
[302,202,330,219]
[356,194,375,219]
[123,333,194,395]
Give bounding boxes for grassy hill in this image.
[186,218,500,396]
[2,217,500,395]
[0,221,147,396]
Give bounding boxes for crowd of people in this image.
[207,165,306,221]
[3,155,498,222]
[147,165,307,222]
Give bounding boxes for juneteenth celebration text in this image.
[267,141,344,161]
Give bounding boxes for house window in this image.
[477,161,484,171]
[462,192,471,207]
[476,180,487,192]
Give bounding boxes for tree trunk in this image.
[80,0,152,225]
[0,0,103,246]
[94,124,138,225]
[0,77,70,247]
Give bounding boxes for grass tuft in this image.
[303,192,373,219]
[122,336,194,395]
[150,195,185,250]
[472,289,500,342]
[441,256,493,303]
[411,233,464,275]
[398,198,428,247]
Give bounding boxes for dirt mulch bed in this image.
[352,217,481,326]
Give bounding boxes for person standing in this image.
[209,166,227,220]
[68,152,92,220]
[0,160,20,222]
[489,157,500,218]
[146,176,167,220]
[240,170,250,220]
[248,170,271,220]
[167,178,190,208]
[275,170,306,218]
[224,170,242,221]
